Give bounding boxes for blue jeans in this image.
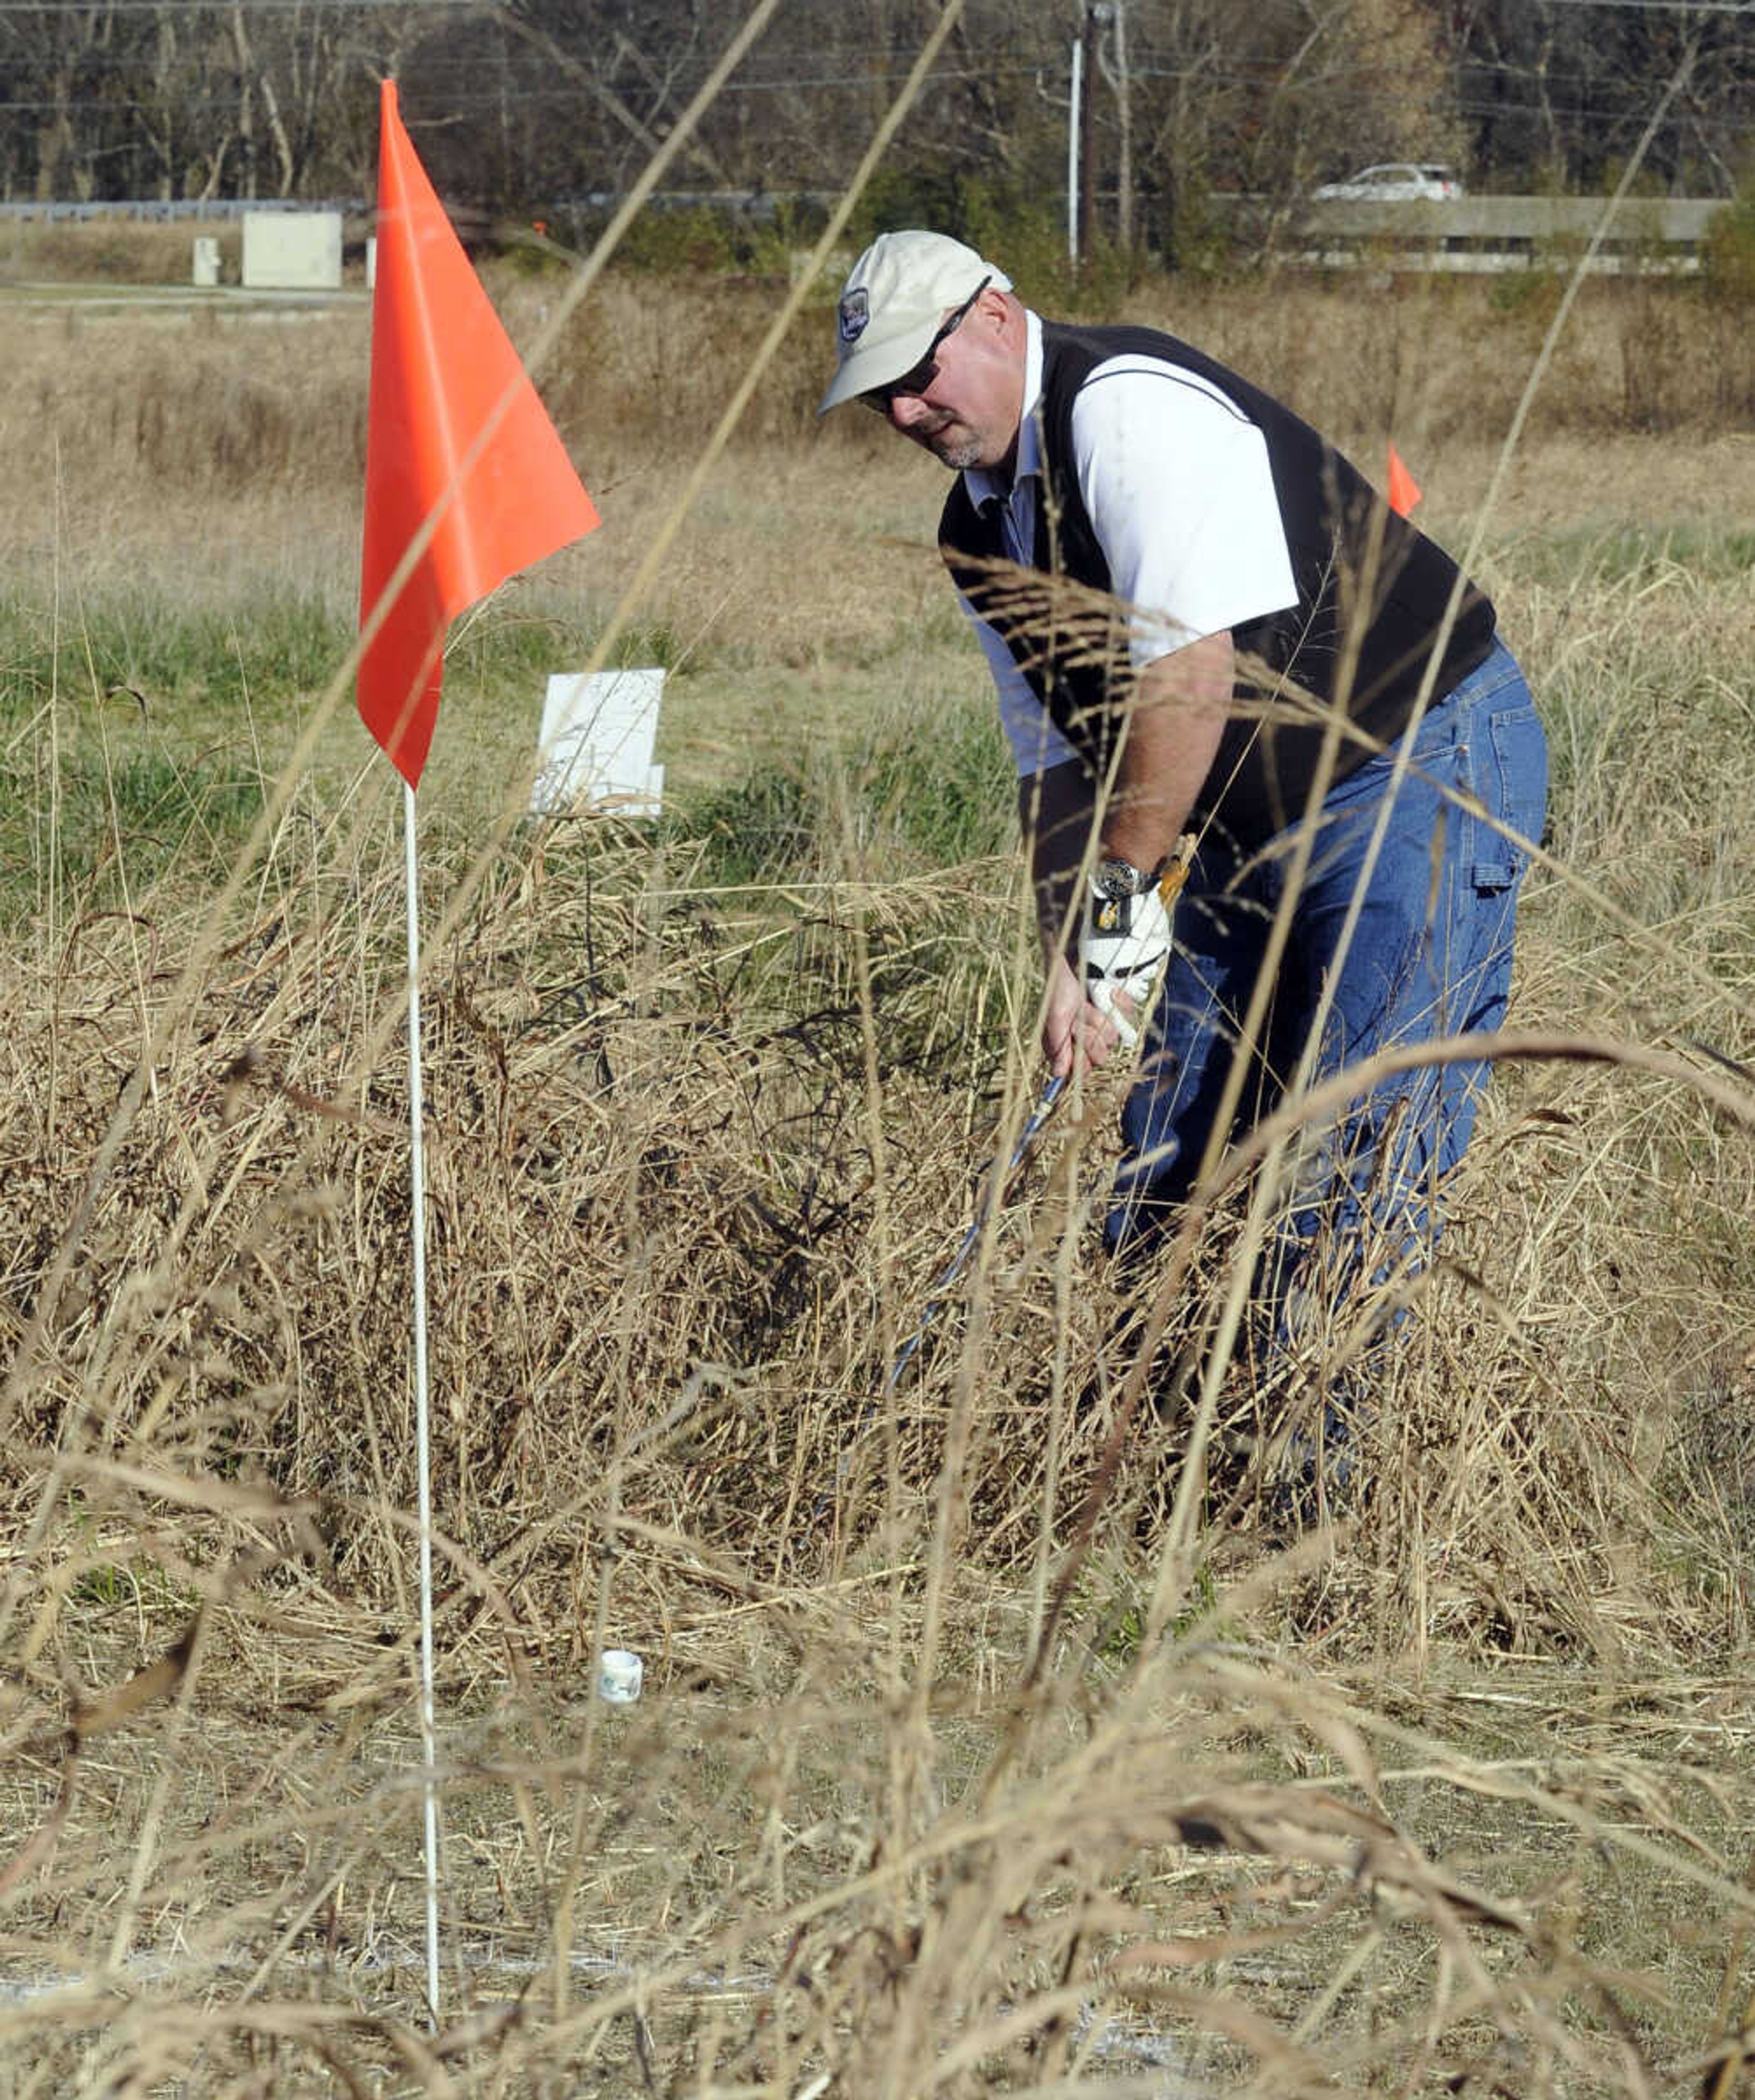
[1107,640,1548,1344]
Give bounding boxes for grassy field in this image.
[1,258,1754,2095]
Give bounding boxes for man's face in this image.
[872,288,1022,473]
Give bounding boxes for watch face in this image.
[1095,858,1143,901]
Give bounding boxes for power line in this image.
[0,14,1743,183]
[17,48,1736,100]
[0,0,478,11]
[0,69,1746,134]
[1524,0,1752,12]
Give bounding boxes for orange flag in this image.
[359,80,599,788]
[1386,442,1423,520]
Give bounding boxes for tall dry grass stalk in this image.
[3,121,1755,2100]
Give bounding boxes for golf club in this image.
[812,1074,1069,1526]
[879,1071,1068,1397]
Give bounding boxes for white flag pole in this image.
[401,774,444,2023]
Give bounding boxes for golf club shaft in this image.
[880,1072,1067,1396]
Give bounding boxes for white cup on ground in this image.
[597,1648,643,1705]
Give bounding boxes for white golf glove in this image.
[1079,866,1174,1050]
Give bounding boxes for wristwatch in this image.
[1093,855,1164,903]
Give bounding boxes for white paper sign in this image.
[531,668,665,817]
[241,210,342,289]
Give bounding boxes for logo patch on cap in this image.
[837,288,869,345]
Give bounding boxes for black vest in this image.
[939,321,1497,847]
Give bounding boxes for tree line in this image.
[2,0,1747,235]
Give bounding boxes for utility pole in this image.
[1067,30,1083,266]
[1079,2,1101,265]
[1112,0,1132,255]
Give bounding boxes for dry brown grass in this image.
[1,259,1754,2092]
[0,217,250,288]
[5,257,1751,528]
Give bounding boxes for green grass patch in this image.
[673,686,1014,887]
[0,591,347,722]
[0,744,266,915]
[1500,518,1755,588]
[0,589,694,737]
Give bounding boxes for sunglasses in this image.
[860,276,990,414]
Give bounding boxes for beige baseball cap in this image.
[818,230,1011,414]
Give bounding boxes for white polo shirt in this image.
[959,309,1298,778]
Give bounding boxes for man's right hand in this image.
[1042,953,1137,1076]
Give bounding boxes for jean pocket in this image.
[1467,704,1548,893]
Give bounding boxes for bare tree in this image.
[6,0,1739,225]
[1451,0,1751,192]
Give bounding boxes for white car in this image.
[1312,164,1464,203]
